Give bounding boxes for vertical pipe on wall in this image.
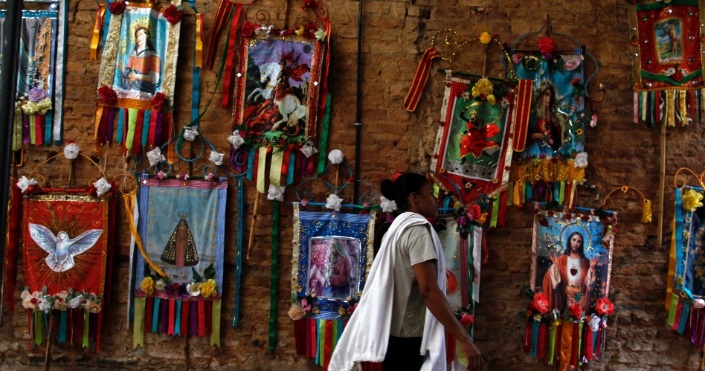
[352,0,363,204]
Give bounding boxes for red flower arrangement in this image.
[109,0,126,15]
[163,5,182,25]
[98,85,117,105]
[538,36,556,56]
[459,312,475,327]
[531,293,550,314]
[568,302,583,319]
[242,21,258,38]
[594,297,614,316]
[303,21,318,39]
[151,92,166,111]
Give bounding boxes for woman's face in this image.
[410,182,438,219]
[136,29,148,48]
[569,234,583,253]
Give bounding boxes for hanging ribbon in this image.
[5,184,21,311]
[204,1,235,70]
[35,311,43,346]
[512,79,533,152]
[667,188,683,310]
[232,176,245,327]
[133,297,145,348]
[270,150,284,187]
[221,5,241,108]
[123,193,166,276]
[268,200,281,353]
[175,301,182,336]
[59,311,68,343]
[547,321,557,365]
[559,320,573,371]
[316,91,332,176]
[90,5,105,60]
[402,47,440,112]
[83,310,89,348]
[152,298,161,333]
[195,13,203,68]
[211,300,221,347]
[257,147,267,193]
[192,13,202,125]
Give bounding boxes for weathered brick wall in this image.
[3,0,702,369]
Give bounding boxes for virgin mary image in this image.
[161,211,199,267]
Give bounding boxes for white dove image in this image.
[28,223,103,273]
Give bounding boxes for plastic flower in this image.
[466,204,482,221]
[588,315,602,331]
[694,299,705,309]
[53,291,69,311]
[471,78,493,98]
[156,170,167,180]
[68,294,84,309]
[568,302,583,319]
[200,279,217,298]
[108,0,126,15]
[38,298,53,313]
[532,293,550,314]
[227,130,245,149]
[147,147,166,166]
[183,127,199,142]
[21,290,40,311]
[209,151,225,166]
[85,296,102,313]
[154,279,165,291]
[300,142,318,158]
[479,32,492,44]
[314,28,327,41]
[163,5,182,25]
[288,304,306,321]
[267,184,285,202]
[140,277,155,296]
[325,193,343,211]
[476,213,487,225]
[574,152,588,168]
[17,176,38,193]
[683,189,704,212]
[28,87,49,102]
[92,177,112,197]
[380,196,397,213]
[63,143,80,160]
[151,92,166,111]
[594,297,614,316]
[187,282,202,296]
[538,36,556,56]
[242,21,258,38]
[97,85,117,104]
[328,149,344,164]
[459,313,475,327]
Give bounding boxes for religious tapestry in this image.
[630,0,705,127]
[94,1,181,155]
[288,204,375,368]
[508,35,591,208]
[20,187,117,350]
[131,175,227,348]
[1,3,69,148]
[667,185,705,345]
[525,207,615,370]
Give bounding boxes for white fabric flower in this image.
[155,279,165,291]
[63,143,80,160]
[69,295,84,309]
[256,25,273,37]
[589,316,602,331]
[300,142,318,158]
[227,130,245,149]
[663,67,676,77]
[54,291,69,311]
[694,299,705,309]
[380,196,397,213]
[183,127,199,142]
[93,177,112,197]
[315,28,326,41]
[38,298,53,313]
[209,151,224,166]
[186,282,201,297]
[267,184,285,202]
[574,152,588,168]
[328,149,344,165]
[21,290,40,310]
[325,194,343,211]
[17,176,38,193]
[146,147,166,166]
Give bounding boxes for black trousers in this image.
[382,335,424,371]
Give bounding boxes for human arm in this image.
[413,261,483,370]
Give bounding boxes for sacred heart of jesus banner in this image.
[21,188,117,350]
[131,175,227,348]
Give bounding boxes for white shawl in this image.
[328,212,447,371]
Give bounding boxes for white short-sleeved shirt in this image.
[389,224,438,337]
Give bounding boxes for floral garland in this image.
[451,202,488,239]
[138,263,218,299]
[522,289,615,327]
[21,287,102,313]
[287,292,359,321]
[18,87,52,115]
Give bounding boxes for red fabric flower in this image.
[568,302,583,318]
[466,204,482,221]
[459,313,475,327]
[109,1,126,15]
[538,36,556,56]
[242,21,258,38]
[571,78,580,86]
[532,293,550,314]
[301,0,319,10]
[673,70,684,82]
[163,5,182,25]
[151,92,166,111]
[98,85,117,105]
[303,21,318,39]
[595,297,614,316]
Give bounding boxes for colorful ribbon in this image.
[268,200,281,352]
[402,47,440,112]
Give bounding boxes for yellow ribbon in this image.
[90,5,105,60]
[123,192,166,276]
[269,150,284,187]
[559,320,573,371]
[210,300,221,347]
[195,14,203,68]
[257,147,267,193]
[667,90,676,127]
[133,297,145,348]
[680,90,688,126]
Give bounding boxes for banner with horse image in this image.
[233,32,326,193]
[94,1,181,154]
[131,176,227,347]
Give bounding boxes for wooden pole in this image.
[247,191,260,259]
[657,122,667,249]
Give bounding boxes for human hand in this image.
[460,337,484,370]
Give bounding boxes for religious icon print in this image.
[306,237,360,300]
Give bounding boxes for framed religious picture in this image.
[94,1,182,154]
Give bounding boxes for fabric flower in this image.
[28,87,49,102]
[93,177,112,197]
[98,85,117,105]
[53,291,69,311]
[693,299,705,309]
[205,172,215,181]
[328,149,344,164]
[459,313,475,327]
[380,196,397,213]
[38,298,53,313]
[17,176,38,193]
[288,304,305,321]
[22,98,53,115]
[314,28,327,41]
[154,279,165,292]
[588,315,602,331]
[85,296,102,313]
[227,130,245,149]
[21,290,40,311]
[109,0,126,15]
[458,216,467,226]
[267,184,285,202]
[140,277,154,296]
[466,204,482,221]
[683,189,704,212]
[471,78,493,98]
[63,143,80,160]
[561,55,583,71]
[147,147,166,166]
[163,5,182,25]
[187,282,202,296]
[300,142,318,158]
[479,32,492,44]
[574,152,588,168]
[538,36,556,56]
[183,127,199,142]
[242,21,258,38]
[151,92,167,111]
[594,297,615,316]
[68,295,84,309]
[301,298,312,312]
[209,151,224,166]
[156,170,167,180]
[200,279,217,298]
[532,293,550,314]
[476,213,487,225]
[568,302,583,318]
[325,194,343,211]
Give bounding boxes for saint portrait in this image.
[307,237,361,300]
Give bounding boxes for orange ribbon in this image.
[195,13,203,68]
[90,5,105,60]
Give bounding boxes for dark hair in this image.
[380,173,429,212]
[134,27,156,52]
[567,231,585,258]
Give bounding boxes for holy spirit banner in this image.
[21,188,116,350]
[94,1,181,155]
[131,175,227,348]
[525,207,615,370]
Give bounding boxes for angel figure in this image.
[28,223,103,273]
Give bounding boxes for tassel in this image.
[641,199,653,223]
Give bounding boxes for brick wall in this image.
[3,0,701,369]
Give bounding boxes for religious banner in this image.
[131,175,227,348]
[667,184,705,345]
[630,0,705,127]
[94,0,181,155]
[524,206,615,369]
[1,2,69,148]
[20,186,117,351]
[288,204,375,368]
